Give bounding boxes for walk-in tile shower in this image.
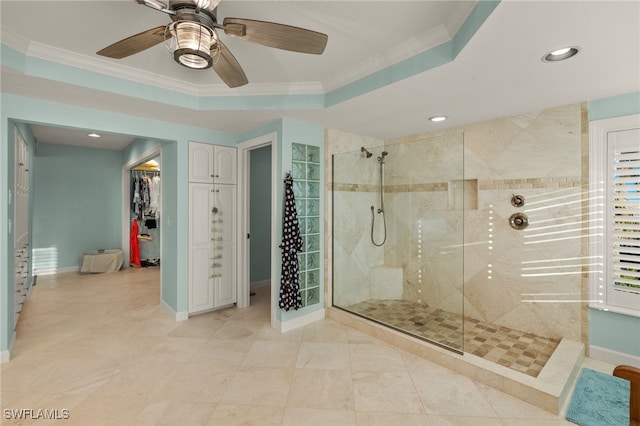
[330,103,586,378]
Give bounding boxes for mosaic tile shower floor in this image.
[346,299,560,378]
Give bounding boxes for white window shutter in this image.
[607,128,640,310]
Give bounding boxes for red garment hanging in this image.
[130,219,141,268]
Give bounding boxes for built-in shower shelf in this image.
[448,179,478,210]
[328,307,584,415]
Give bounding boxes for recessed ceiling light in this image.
[88,133,101,138]
[429,116,447,122]
[542,46,580,62]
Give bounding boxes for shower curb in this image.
[327,307,584,415]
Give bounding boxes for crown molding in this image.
[19,40,326,98]
[26,41,218,97]
[321,24,452,92]
[1,27,31,52]
[6,23,450,99]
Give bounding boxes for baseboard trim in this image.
[275,309,325,333]
[1,332,16,363]
[33,266,80,276]
[589,345,640,367]
[161,299,188,321]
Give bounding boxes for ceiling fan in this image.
[96,0,328,88]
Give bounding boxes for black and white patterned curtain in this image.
[279,173,304,311]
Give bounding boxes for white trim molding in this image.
[275,309,326,333]
[161,299,188,322]
[590,345,640,368]
[1,332,16,363]
[589,113,640,315]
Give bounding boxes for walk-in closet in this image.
[130,158,161,268]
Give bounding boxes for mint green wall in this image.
[589,91,640,121]
[1,93,237,355]
[250,145,272,283]
[588,91,640,359]
[122,138,164,162]
[590,309,640,357]
[160,141,179,311]
[33,143,122,269]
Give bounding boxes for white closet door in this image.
[189,183,214,313]
[189,246,214,313]
[213,184,237,307]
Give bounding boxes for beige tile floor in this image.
[0,268,608,425]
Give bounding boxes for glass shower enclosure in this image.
[332,134,465,352]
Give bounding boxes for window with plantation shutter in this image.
[590,115,640,316]
[607,128,640,310]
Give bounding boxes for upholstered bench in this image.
[80,249,123,273]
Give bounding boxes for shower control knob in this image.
[509,212,529,230]
[511,194,525,207]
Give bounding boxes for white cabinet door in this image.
[213,184,237,307]
[14,130,30,325]
[213,146,237,184]
[189,142,214,183]
[189,183,214,313]
[188,183,237,313]
[189,142,237,184]
[189,246,214,313]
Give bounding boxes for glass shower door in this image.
[332,134,465,352]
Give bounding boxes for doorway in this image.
[121,145,162,300]
[237,133,276,326]
[249,145,272,289]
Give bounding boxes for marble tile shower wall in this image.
[383,133,465,319]
[386,103,585,342]
[331,132,465,316]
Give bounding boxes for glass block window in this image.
[292,143,321,307]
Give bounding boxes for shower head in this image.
[361,147,373,158]
[381,151,388,157]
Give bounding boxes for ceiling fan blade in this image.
[212,40,248,88]
[134,0,167,12]
[223,18,328,55]
[97,26,166,59]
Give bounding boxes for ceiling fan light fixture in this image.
[168,21,217,69]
